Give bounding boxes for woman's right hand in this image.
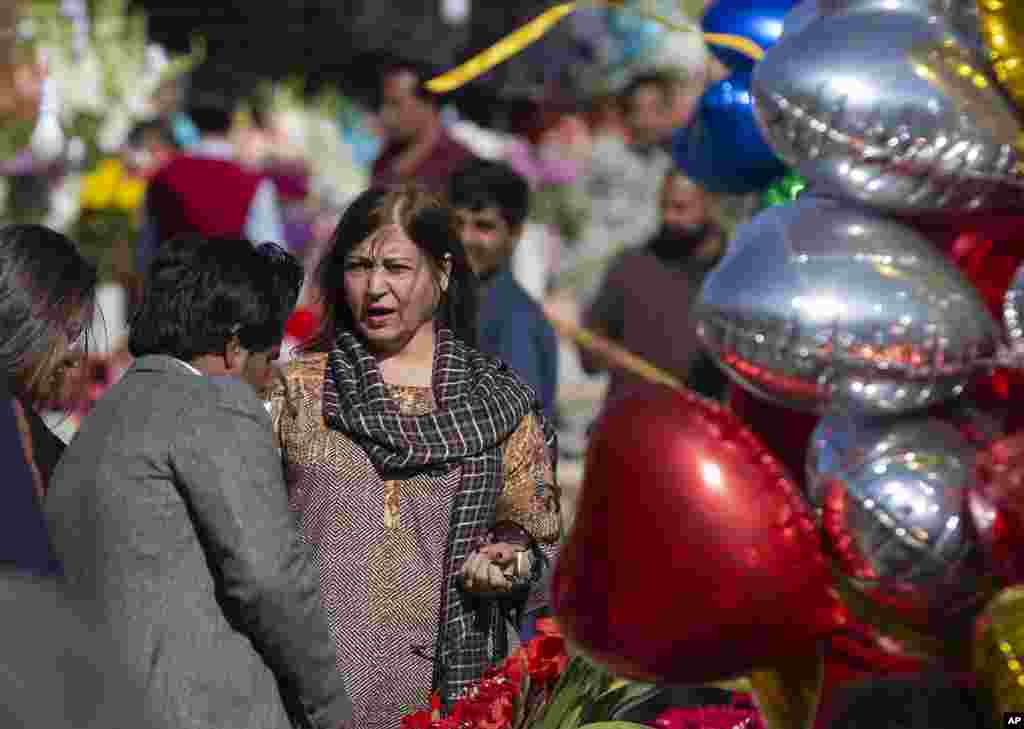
[459,542,529,596]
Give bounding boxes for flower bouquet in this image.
[71,157,145,281]
[402,618,767,729]
[402,618,659,729]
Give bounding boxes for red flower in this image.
[285,308,320,341]
[400,710,436,729]
[534,617,561,637]
[492,648,529,690]
[526,633,568,686]
[654,701,765,729]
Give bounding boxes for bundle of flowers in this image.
[27,0,204,166]
[240,79,369,211]
[71,157,145,281]
[400,616,770,729]
[401,618,569,729]
[401,618,671,729]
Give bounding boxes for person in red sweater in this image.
[371,60,473,191]
[726,210,1024,728]
[136,84,285,273]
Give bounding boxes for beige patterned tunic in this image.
[270,353,560,729]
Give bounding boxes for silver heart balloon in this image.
[780,0,818,38]
[818,0,981,43]
[1004,261,1024,360]
[751,0,1024,212]
[695,196,1001,415]
[813,411,989,620]
[807,405,1004,507]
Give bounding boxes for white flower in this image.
[98,108,132,153]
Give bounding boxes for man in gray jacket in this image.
[45,237,353,729]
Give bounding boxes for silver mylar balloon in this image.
[751,0,1024,213]
[813,411,988,618]
[695,196,1001,415]
[781,0,818,38]
[1004,261,1024,360]
[807,405,1004,507]
[816,0,983,50]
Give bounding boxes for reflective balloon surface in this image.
[553,385,842,685]
[701,0,799,71]
[1004,261,1024,360]
[780,0,818,38]
[816,412,989,627]
[977,0,1024,113]
[673,72,786,195]
[751,0,1024,212]
[808,405,1003,506]
[974,587,1024,729]
[696,196,1001,415]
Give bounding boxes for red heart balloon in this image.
[553,385,845,684]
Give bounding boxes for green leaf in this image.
[558,705,584,729]
[577,722,652,729]
[584,682,660,724]
[534,658,590,729]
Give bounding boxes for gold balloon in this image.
[974,586,1024,728]
[749,648,824,729]
[978,0,1024,114]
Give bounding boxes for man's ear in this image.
[441,254,453,292]
[224,335,246,372]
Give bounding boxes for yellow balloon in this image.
[975,586,1024,728]
[978,0,1024,113]
[749,648,824,729]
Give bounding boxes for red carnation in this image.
[285,307,320,341]
[400,710,435,729]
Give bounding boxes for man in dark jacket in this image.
[45,236,353,729]
[449,159,559,419]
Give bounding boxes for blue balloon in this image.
[701,0,799,72]
[672,72,786,195]
[781,0,818,39]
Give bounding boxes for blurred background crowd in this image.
[3,0,748,512]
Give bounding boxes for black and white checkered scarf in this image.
[322,326,552,704]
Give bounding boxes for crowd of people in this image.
[3,39,893,729]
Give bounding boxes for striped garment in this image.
[272,327,559,725]
[323,327,557,705]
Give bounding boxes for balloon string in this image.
[543,309,687,391]
[702,32,765,62]
[425,1,765,94]
[426,2,578,93]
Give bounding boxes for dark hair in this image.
[254,242,304,349]
[127,118,178,150]
[186,81,235,136]
[187,102,233,136]
[448,159,531,230]
[379,59,439,104]
[129,236,290,361]
[827,674,987,729]
[0,225,96,400]
[619,70,672,114]
[307,185,478,352]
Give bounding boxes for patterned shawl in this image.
[322,326,553,704]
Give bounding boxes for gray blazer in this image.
[45,355,352,729]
